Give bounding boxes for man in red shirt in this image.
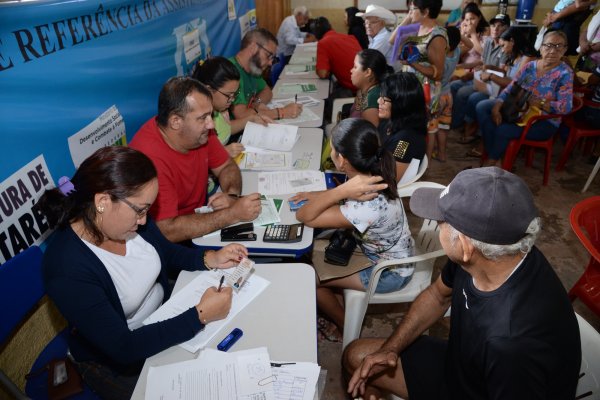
[130,77,261,242]
[314,16,362,95]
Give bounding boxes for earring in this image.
[97,205,105,214]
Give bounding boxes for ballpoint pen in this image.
[295,94,297,104]
[270,362,296,367]
[217,275,225,292]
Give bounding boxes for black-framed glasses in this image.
[379,96,392,104]
[541,42,566,51]
[215,87,240,101]
[119,197,151,219]
[256,42,279,63]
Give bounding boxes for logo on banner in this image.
[0,155,55,264]
[173,18,211,76]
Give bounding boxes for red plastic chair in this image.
[556,97,598,171]
[501,98,581,186]
[569,196,600,318]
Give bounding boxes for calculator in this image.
[263,223,304,243]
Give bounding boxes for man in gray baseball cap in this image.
[345,167,581,400]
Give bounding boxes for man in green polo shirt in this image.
[229,28,303,122]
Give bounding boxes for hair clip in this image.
[58,176,76,196]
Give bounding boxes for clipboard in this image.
[311,239,372,282]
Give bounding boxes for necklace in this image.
[356,84,377,112]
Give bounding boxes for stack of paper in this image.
[145,347,321,400]
[143,270,270,353]
[237,122,299,170]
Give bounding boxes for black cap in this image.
[490,14,511,26]
[409,167,538,245]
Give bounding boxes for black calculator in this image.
[263,223,304,243]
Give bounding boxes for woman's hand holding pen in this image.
[249,113,273,126]
[196,285,232,324]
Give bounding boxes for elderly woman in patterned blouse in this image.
[479,30,573,166]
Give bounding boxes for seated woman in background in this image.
[346,6,369,49]
[292,118,415,341]
[349,49,391,128]
[39,146,247,399]
[378,72,427,182]
[192,56,270,158]
[456,3,488,72]
[479,30,573,166]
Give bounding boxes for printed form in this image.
[145,347,274,400]
[143,270,270,353]
[257,171,326,195]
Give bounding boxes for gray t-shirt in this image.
[482,36,507,67]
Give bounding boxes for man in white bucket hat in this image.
[357,4,397,62]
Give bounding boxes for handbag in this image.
[324,229,357,266]
[500,82,531,124]
[26,357,84,400]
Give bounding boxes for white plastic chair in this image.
[342,181,447,349]
[397,155,429,190]
[576,313,600,399]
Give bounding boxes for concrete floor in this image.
[315,134,600,399]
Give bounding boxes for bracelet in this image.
[203,251,215,271]
[198,309,207,324]
[430,64,438,80]
[276,108,282,120]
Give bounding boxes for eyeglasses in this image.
[541,42,566,51]
[119,197,151,219]
[215,87,240,101]
[379,97,392,104]
[364,19,383,26]
[256,43,279,63]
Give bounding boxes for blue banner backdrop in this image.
[0,0,256,262]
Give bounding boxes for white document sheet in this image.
[143,270,270,353]
[257,171,326,195]
[270,96,320,108]
[145,347,274,400]
[278,83,317,95]
[271,362,321,400]
[240,151,293,170]
[252,196,281,226]
[276,107,320,125]
[241,122,298,151]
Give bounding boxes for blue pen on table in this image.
[217,275,225,292]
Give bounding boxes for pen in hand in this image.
[295,94,298,104]
[218,275,225,292]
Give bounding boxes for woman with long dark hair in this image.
[192,57,269,157]
[291,118,415,341]
[378,72,427,181]
[346,6,369,49]
[349,49,392,127]
[39,146,246,399]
